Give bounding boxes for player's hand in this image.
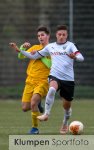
[30,50,37,55]
[22,42,31,48]
[9,42,20,52]
[67,53,76,59]
[9,42,17,48]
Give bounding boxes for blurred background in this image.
[0,0,94,99]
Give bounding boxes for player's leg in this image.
[22,81,43,113]
[60,99,72,134]
[60,81,74,134]
[22,88,40,134]
[22,83,39,134]
[22,83,33,111]
[22,98,43,113]
[30,81,49,134]
[29,93,41,134]
[63,99,72,125]
[37,77,59,121]
[38,101,44,113]
[22,83,40,134]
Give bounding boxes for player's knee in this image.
[22,107,28,112]
[22,105,30,112]
[48,87,56,97]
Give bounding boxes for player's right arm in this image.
[9,42,44,59]
[9,42,31,59]
[9,42,20,52]
[9,43,51,68]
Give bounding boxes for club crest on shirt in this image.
[63,46,67,50]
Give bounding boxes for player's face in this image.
[56,30,68,44]
[37,31,50,46]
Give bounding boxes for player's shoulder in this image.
[31,44,41,48]
[67,41,78,47]
[46,42,56,47]
[67,41,80,51]
[67,41,74,45]
[27,44,42,52]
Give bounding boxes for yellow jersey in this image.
[26,44,50,82]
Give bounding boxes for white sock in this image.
[44,87,56,115]
[63,108,72,125]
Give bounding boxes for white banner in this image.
[9,135,94,150]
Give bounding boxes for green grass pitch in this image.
[0,99,94,150]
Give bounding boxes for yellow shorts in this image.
[22,80,49,103]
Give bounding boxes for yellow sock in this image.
[31,112,40,128]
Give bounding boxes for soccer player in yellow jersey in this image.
[9,26,51,134]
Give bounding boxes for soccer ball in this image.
[69,121,84,135]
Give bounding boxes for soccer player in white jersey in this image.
[14,25,84,134]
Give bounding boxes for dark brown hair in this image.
[56,25,68,32]
[36,25,50,35]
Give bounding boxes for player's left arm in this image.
[67,44,84,62]
[18,45,27,59]
[74,51,84,62]
[18,42,31,59]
